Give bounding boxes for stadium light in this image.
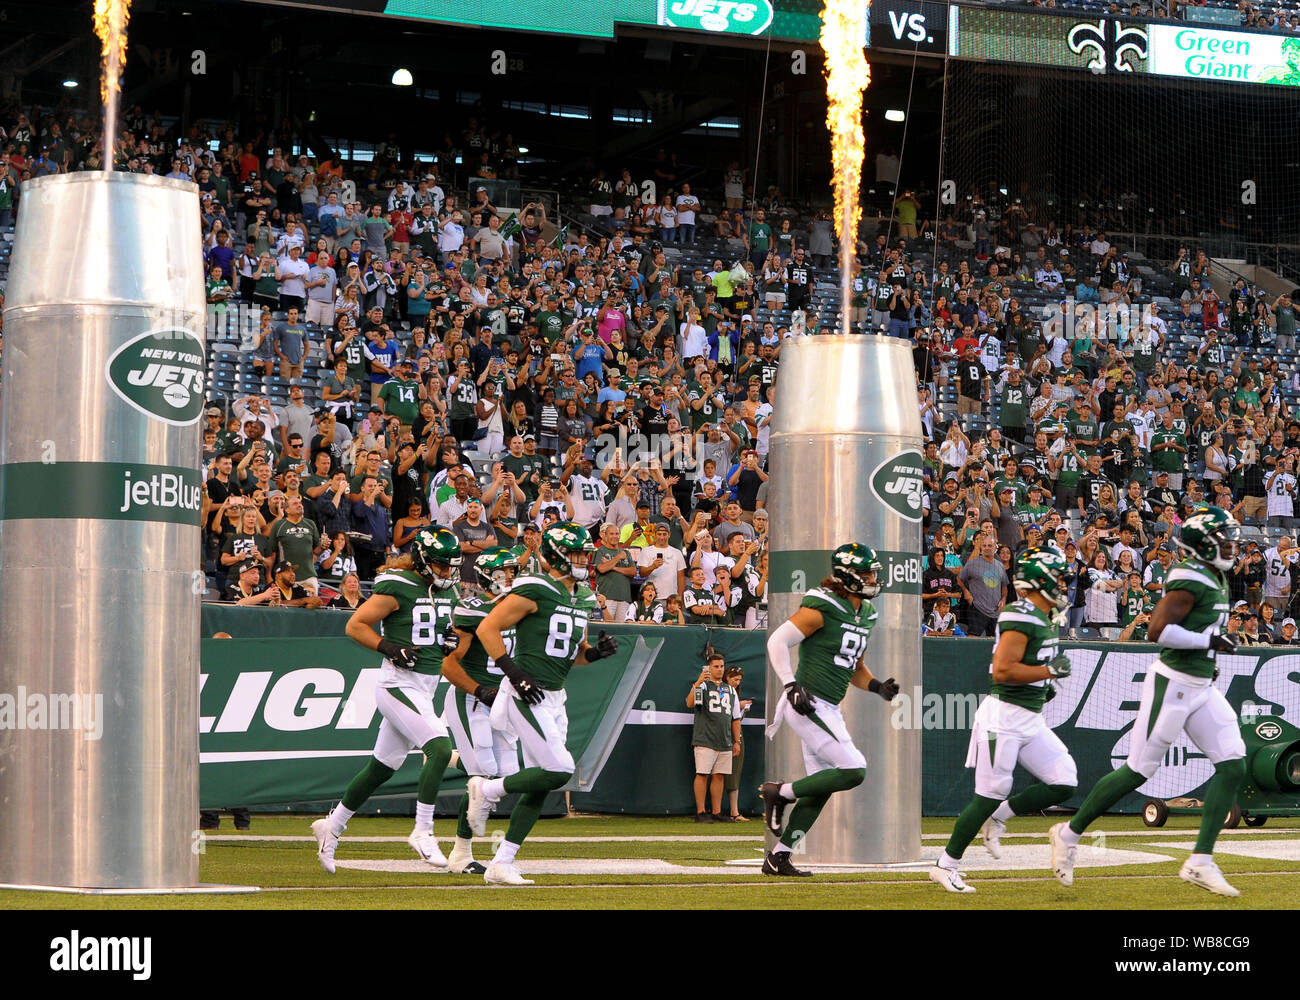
[884,109,905,122]
[62,79,78,89]
[517,146,529,154]
[391,68,413,87]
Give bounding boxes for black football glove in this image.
[376,638,419,670]
[868,676,900,701]
[496,653,545,706]
[585,630,618,662]
[1044,681,1058,703]
[473,684,497,707]
[1210,632,1239,654]
[784,681,813,716]
[440,626,462,657]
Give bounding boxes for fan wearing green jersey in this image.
[930,548,1077,894]
[758,543,899,878]
[467,522,620,886]
[438,547,522,875]
[311,528,463,874]
[1051,506,1247,897]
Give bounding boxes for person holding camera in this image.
[637,522,687,597]
[224,559,278,606]
[688,653,742,823]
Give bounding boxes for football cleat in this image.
[408,830,449,869]
[484,861,535,886]
[466,776,493,838]
[1179,858,1240,898]
[311,817,340,875]
[761,850,812,877]
[447,840,485,875]
[982,816,1006,860]
[1048,822,1076,887]
[929,863,976,894]
[760,781,789,836]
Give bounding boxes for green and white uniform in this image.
[444,595,520,778]
[367,569,459,769]
[966,599,1077,799]
[692,679,742,776]
[1128,558,1244,778]
[491,574,598,774]
[769,587,876,772]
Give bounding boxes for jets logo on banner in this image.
[106,327,207,426]
[870,449,926,522]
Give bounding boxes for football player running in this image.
[438,546,523,875]
[759,543,898,877]
[312,528,463,873]
[931,547,1077,893]
[468,522,620,886]
[1050,506,1247,896]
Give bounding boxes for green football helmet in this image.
[1177,505,1240,572]
[411,526,463,589]
[475,545,520,596]
[831,542,883,599]
[541,522,596,581]
[1014,547,1070,610]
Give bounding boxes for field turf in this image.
[3,813,1298,910]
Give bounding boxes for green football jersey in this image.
[1121,588,1148,626]
[793,587,878,705]
[1126,596,1155,640]
[1160,558,1230,679]
[692,680,740,752]
[451,594,517,686]
[989,599,1058,713]
[511,574,599,690]
[371,568,460,675]
[999,384,1028,429]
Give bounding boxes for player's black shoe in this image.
[762,850,812,877]
[460,861,488,875]
[760,781,788,836]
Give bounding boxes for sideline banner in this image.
[197,617,1299,814]
[198,628,663,808]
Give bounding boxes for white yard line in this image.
[251,870,1300,893]
[207,828,1300,844]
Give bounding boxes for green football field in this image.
[3,813,1299,909]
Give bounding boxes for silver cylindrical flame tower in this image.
[0,173,205,889]
[766,334,924,865]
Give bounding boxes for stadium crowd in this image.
[3,103,1300,641]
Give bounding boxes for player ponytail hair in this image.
[819,576,857,600]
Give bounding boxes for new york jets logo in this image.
[106,328,206,426]
[869,449,926,522]
[659,0,774,35]
[1256,720,1283,741]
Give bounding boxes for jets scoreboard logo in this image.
[657,0,774,35]
[1067,19,1149,74]
[869,448,926,522]
[106,327,207,426]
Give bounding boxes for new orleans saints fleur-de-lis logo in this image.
[1067,19,1149,73]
